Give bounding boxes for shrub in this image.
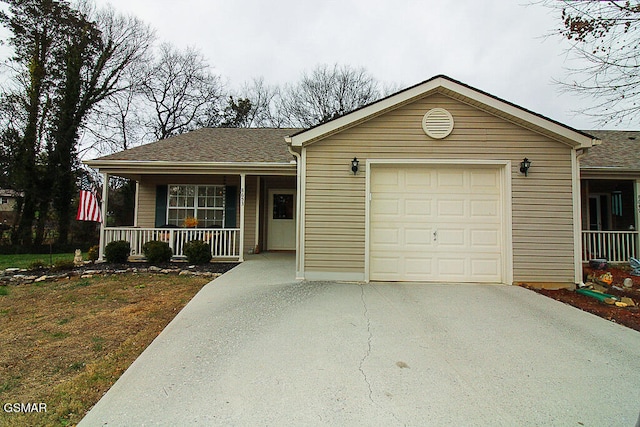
[87,245,100,262]
[104,240,130,263]
[51,260,76,272]
[28,259,46,270]
[183,240,212,265]
[142,240,172,264]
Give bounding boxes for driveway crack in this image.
[358,284,374,402]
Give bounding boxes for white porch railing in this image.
[582,230,639,263]
[103,227,241,259]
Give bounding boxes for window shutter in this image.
[155,185,168,227]
[224,186,237,228]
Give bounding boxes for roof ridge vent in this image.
[422,108,454,139]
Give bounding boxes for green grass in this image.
[0,253,80,270]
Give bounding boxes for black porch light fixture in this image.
[520,158,531,176]
[351,157,359,175]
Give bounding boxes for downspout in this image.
[287,142,303,280]
[573,144,592,287]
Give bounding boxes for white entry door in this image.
[267,189,296,250]
[369,164,504,282]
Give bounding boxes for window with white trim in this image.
[167,185,225,227]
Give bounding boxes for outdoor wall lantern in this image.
[520,158,532,176]
[351,157,359,175]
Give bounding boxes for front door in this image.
[267,189,296,250]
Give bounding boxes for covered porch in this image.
[579,130,640,263]
[83,128,301,263]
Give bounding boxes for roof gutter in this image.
[83,159,297,175]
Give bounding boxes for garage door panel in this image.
[437,228,465,246]
[471,258,501,278]
[405,227,433,246]
[371,169,399,188]
[437,170,464,187]
[405,199,431,216]
[405,169,432,188]
[371,198,400,216]
[470,199,499,217]
[437,200,465,216]
[405,258,432,276]
[470,229,500,247]
[370,256,399,276]
[470,170,499,188]
[370,165,504,283]
[371,227,399,245]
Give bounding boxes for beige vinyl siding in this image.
[303,93,576,283]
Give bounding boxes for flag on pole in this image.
[77,187,103,222]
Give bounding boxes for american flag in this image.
[76,186,103,222]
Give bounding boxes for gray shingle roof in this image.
[581,130,640,171]
[93,128,302,163]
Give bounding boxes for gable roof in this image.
[580,130,640,174]
[288,75,596,149]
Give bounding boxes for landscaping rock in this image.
[148,266,161,272]
[34,275,47,283]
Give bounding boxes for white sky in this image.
[93,0,633,131]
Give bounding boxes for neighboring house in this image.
[85,75,599,289]
[579,130,640,263]
[0,189,21,224]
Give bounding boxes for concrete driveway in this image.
[80,253,640,426]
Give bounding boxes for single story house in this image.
[85,75,604,288]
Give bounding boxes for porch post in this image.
[133,180,140,227]
[635,180,640,258]
[239,173,246,262]
[98,172,109,261]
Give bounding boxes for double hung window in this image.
[167,185,225,227]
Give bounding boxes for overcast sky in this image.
[93,0,633,131]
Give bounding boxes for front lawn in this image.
[0,253,80,270]
[0,273,210,426]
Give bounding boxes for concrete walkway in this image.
[80,253,640,426]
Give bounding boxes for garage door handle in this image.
[433,230,437,241]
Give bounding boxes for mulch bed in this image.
[16,261,239,277]
[528,266,640,332]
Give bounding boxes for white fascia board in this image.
[290,76,595,149]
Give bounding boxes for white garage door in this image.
[369,164,503,282]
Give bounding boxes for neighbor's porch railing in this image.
[103,227,241,259]
[582,230,640,263]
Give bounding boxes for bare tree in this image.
[235,77,284,127]
[278,64,381,128]
[141,43,223,139]
[538,0,640,125]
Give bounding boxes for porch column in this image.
[635,180,640,257]
[133,180,140,227]
[98,172,109,261]
[239,173,246,262]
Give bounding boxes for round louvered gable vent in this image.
[422,108,454,139]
